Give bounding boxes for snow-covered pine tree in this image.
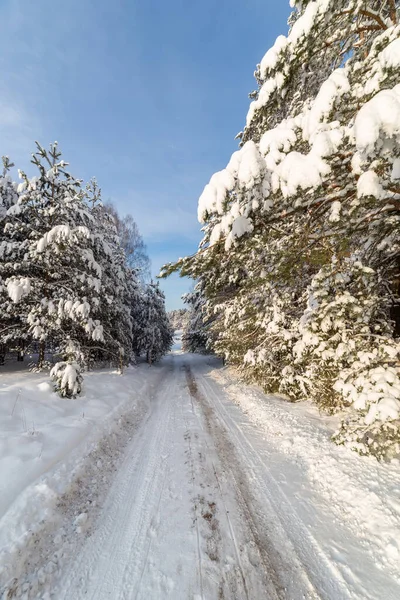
[162,1,400,458]
[167,308,189,332]
[0,142,105,395]
[131,285,146,359]
[86,180,138,371]
[50,339,84,398]
[0,142,163,393]
[136,282,173,364]
[0,156,20,360]
[0,156,17,218]
[181,282,213,354]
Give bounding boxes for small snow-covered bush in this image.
[50,361,83,398]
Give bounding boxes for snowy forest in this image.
[167,308,189,331]
[163,0,400,459]
[3,1,400,597]
[0,142,172,397]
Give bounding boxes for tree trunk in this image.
[119,348,124,375]
[17,339,24,362]
[38,341,45,369]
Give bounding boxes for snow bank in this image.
[0,360,152,566]
[206,364,400,584]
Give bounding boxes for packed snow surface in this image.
[1,350,399,599]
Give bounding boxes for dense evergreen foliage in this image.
[134,282,173,364]
[167,308,189,331]
[0,143,171,396]
[181,284,214,354]
[162,1,400,459]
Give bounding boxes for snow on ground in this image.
[1,349,400,599]
[171,329,183,354]
[0,357,160,596]
[201,359,400,596]
[0,361,138,523]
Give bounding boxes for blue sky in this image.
[0,0,291,310]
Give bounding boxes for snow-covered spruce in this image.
[51,360,83,398]
[0,142,169,394]
[168,308,189,332]
[133,282,173,364]
[161,1,400,458]
[0,143,108,371]
[181,282,214,354]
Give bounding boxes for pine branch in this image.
[387,0,398,24]
[358,8,387,30]
[0,324,21,335]
[340,7,387,30]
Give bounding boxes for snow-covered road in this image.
[3,351,399,599]
[55,354,283,600]
[50,352,400,600]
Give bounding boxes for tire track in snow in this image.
[49,352,363,600]
[181,406,205,600]
[56,362,177,600]
[185,365,282,599]
[116,372,175,600]
[194,368,354,600]
[133,463,169,600]
[184,365,250,600]
[0,370,158,600]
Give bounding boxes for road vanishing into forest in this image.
[50,352,399,600]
